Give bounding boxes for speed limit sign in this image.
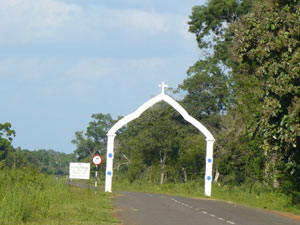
[92,155,102,165]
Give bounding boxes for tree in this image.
[232,0,300,196]
[182,0,254,120]
[72,113,118,160]
[6,147,30,169]
[72,131,98,160]
[0,123,15,163]
[177,134,206,182]
[179,58,230,131]
[182,0,256,183]
[181,0,254,131]
[117,103,182,184]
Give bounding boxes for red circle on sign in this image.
[92,155,102,165]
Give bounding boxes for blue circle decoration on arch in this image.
[207,176,212,181]
[107,171,112,176]
[108,153,113,158]
[208,158,212,163]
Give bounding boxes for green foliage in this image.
[213,183,300,213]
[116,102,206,184]
[0,123,15,163]
[184,0,300,203]
[0,168,118,225]
[113,174,205,197]
[181,2,256,177]
[4,148,76,175]
[188,0,253,49]
[86,113,119,146]
[179,58,230,133]
[182,0,255,121]
[0,168,58,224]
[215,111,265,185]
[178,134,206,180]
[72,113,120,161]
[72,130,99,160]
[232,0,300,198]
[183,0,260,188]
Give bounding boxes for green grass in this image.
[42,186,119,225]
[212,184,300,215]
[0,168,119,225]
[112,176,300,215]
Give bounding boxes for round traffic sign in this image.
[92,155,102,165]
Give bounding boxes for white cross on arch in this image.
[159,81,168,94]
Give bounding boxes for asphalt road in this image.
[113,192,300,225]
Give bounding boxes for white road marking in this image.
[170,198,179,203]
[163,196,237,225]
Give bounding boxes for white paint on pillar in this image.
[105,82,215,196]
[105,134,115,192]
[205,139,215,196]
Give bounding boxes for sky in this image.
[0,0,205,154]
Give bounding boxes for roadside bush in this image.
[0,168,64,224]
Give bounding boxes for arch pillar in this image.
[105,134,115,192]
[205,139,215,196]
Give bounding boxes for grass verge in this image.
[0,168,119,225]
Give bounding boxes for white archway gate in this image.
[105,82,215,196]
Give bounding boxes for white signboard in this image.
[69,163,90,180]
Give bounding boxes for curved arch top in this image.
[107,93,214,141]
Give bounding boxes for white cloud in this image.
[0,56,178,95]
[111,9,171,35]
[0,0,81,42]
[0,0,190,44]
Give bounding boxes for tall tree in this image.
[72,113,118,160]
[232,0,300,195]
[182,0,256,183]
[181,0,254,126]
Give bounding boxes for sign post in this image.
[92,155,102,194]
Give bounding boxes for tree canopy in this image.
[232,0,300,197]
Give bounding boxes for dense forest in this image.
[1,0,300,205]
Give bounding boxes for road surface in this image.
[113,192,299,225]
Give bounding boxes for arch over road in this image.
[105,82,215,196]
